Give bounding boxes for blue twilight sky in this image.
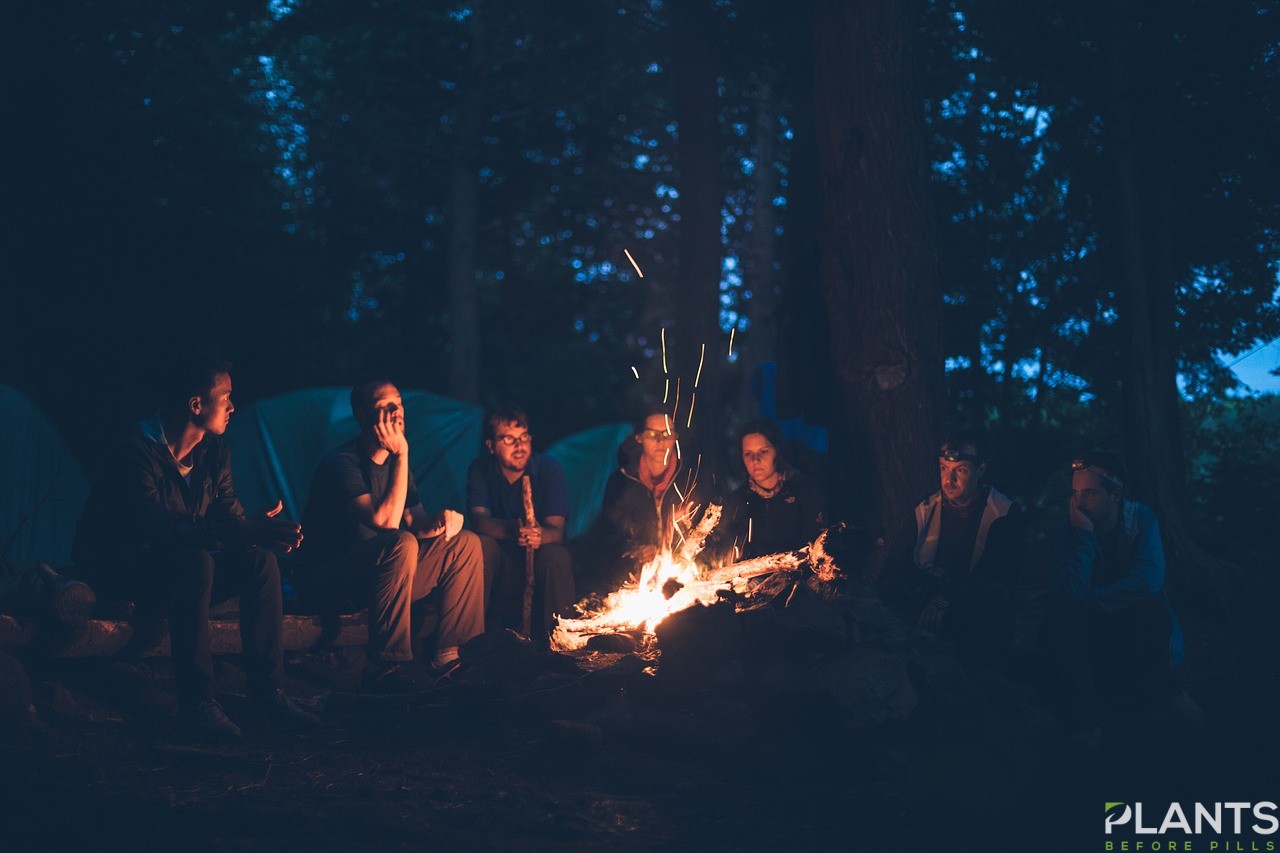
[1228,339,1280,395]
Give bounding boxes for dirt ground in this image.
[2,585,1277,853]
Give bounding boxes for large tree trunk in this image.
[1106,1,1227,609]
[812,0,943,559]
[445,0,487,403]
[670,1,726,437]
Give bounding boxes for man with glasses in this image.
[1046,450,1185,747]
[466,403,574,639]
[295,380,484,689]
[879,433,1024,669]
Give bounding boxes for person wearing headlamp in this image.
[879,433,1024,669]
[1046,450,1185,747]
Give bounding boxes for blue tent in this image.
[0,386,90,569]
[224,387,628,539]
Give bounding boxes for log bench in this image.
[0,611,369,658]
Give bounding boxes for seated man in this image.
[879,434,1024,668]
[72,354,317,739]
[295,380,484,689]
[1045,451,1185,745]
[466,404,575,638]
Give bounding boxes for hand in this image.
[917,595,949,633]
[437,509,464,541]
[518,524,542,550]
[1069,498,1093,531]
[245,500,304,552]
[373,407,408,456]
[623,545,658,566]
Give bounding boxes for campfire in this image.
[550,503,841,653]
[551,323,843,655]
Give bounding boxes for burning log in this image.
[677,503,721,563]
[550,528,845,653]
[703,527,842,592]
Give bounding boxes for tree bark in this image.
[1105,1,1228,609]
[445,0,487,403]
[812,0,944,548]
[670,0,726,434]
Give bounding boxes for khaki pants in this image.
[296,529,485,662]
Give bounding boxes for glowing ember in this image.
[631,365,640,379]
[624,248,645,278]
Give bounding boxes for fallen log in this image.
[0,612,368,658]
[0,563,97,626]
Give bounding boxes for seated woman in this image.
[583,407,709,588]
[716,419,826,563]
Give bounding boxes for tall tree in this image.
[812,0,945,549]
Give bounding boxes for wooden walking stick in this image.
[521,475,536,639]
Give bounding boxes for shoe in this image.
[255,688,320,730]
[429,657,462,683]
[179,699,242,741]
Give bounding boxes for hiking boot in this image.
[179,699,242,741]
[254,688,320,730]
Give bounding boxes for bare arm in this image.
[404,503,463,540]
[470,506,519,539]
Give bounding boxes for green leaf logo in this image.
[1105,802,1126,813]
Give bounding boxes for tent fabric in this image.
[224,387,627,540]
[0,386,89,569]
[224,388,483,522]
[544,423,634,539]
[0,383,625,570]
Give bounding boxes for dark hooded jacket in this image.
[73,416,249,574]
[584,435,713,578]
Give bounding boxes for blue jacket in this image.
[1052,500,1185,668]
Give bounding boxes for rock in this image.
[653,603,743,691]
[755,654,807,696]
[808,647,918,729]
[772,584,848,651]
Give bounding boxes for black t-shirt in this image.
[935,489,987,576]
[300,439,421,557]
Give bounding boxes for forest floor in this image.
[1,581,1277,853]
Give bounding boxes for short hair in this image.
[1074,449,1127,494]
[350,378,395,421]
[485,402,529,441]
[160,352,232,413]
[737,418,790,472]
[939,431,983,463]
